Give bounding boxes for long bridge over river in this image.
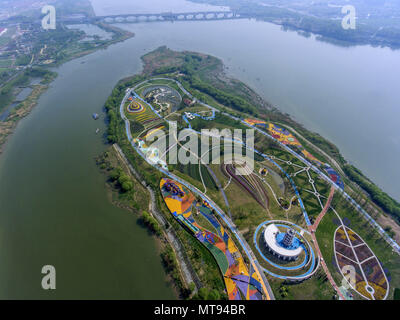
[60,11,246,24]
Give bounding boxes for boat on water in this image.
[95,128,100,134]
[92,113,99,120]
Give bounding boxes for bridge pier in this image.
[97,11,243,24]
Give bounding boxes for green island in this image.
[100,46,400,300]
[0,0,134,153]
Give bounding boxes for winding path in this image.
[307,186,349,300]
[310,186,335,232]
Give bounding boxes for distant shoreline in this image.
[0,22,134,155]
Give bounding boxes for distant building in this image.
[263,224,303,261]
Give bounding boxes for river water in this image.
[0,37,175,299]
[0,0,399,299]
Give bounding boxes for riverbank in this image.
[0,30,179,299]
[50,23,135,68]
[96,144,201,299]
[189,0,400,49]
[0,23,134,155]
[0,70,57,154]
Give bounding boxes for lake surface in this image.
[0,0,399,299]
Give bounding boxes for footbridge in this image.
[94,11,245,24]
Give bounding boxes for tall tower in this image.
[282,229,295,247]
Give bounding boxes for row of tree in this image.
[343,164,400,222]
[141,210,162,236]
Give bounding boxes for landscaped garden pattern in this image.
[126,95,163,129]
[221,163,269,210]
[334,226,389,300]
[120,70,397,299]
[243,118,268,128]
[143,85,182,112]
[244,119,344,189]
[160,178,263,300]
[253,220,317,280]
[268,123,302,147]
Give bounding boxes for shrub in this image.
[121,181,133,192]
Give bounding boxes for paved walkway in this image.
[310,186,335,232]
[309,230,346,300]
[307,186,346,299]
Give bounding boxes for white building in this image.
[263,224,303,261]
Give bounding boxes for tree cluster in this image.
[344,164,400,222]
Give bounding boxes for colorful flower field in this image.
[244,118,345,189]
[268,123,302,147]
[301,149,322,166]
[126,97,163,129]
[243,118,267,128]
[325,166,344,189]
[334,225,389,300]
[160,178,264,300]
